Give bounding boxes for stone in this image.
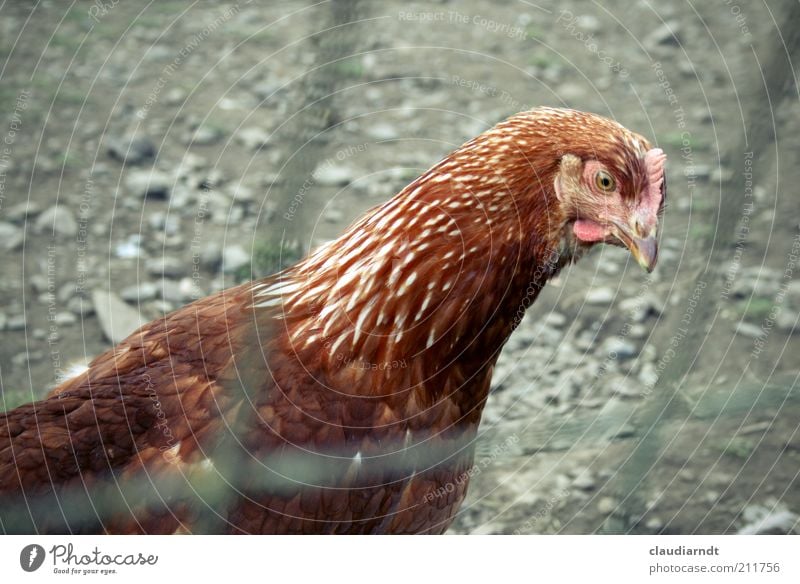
[5,201,42,223]
[188,125,222,146]
[54,312,77,326]
[236,127,271,150]
[324,206,345,223]
[645,517,664,531]
[7,314,25,330]
[106,135,156,165]
[619,293,664,322]
[125,169,172,199]
[313,163,354,186]
[148,211,181,235]
[34,206,78,238]
[597,497,617,514]
[544,312,567,328]
[585,287,615,305]
[776,310,796,334]
[711,166,734,182]
[164,88,187,105]
[68,296,94,316]
[735,322,765,339]
[91,289,147,344]
[601,337,638,359]
[367,123,399,141]
[644,20,682,48]
[609,376,641,398]
[114,235,144,259]
[0,221,23,250]
[145,256,187,279]
[222,245,250,274]
[120,282,158,303]
[738,509,798,535]
[571,472,596,491]
[199,242,222,271]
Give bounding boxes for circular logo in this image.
[19,544,46,572]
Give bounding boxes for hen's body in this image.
[0,108,664,533]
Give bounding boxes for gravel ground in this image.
[0,1,797,534]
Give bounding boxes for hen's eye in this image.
[594,170,616,192]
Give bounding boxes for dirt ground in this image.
[0,1,797,534]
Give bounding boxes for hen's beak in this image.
[612,223,658,273]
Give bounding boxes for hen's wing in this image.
[0,282,268,534]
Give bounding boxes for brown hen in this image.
[0,107,666,534]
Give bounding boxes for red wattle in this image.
[573,219,607,242]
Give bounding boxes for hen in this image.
[0,107,666,534]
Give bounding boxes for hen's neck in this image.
[255,140,571,386]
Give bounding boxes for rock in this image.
[619,293,663,322]
[29,275,49,294]
[199,242,222,270]
[644,20,682,48]
[148,211,180,235]
[324,206,345,223]
[735,322,765,339]
[597,497,617,515]
[5,201,42,223]
[0,312,5,330]
[197,169,226,191]
[188,125,222,146]
[689,164,711,180]
[236,127,270,150]
[251,78,286,101]
[645,517,664,531]
[776,310,796,334]
[711,166,734,182]
[34,206,78,238]
[228,183,256,204]
[158,278,202,303]
[222,245,250,274]
[585,287,615,305]
[164,88,187,105]
[738,508,798,535]
[67,296,94,316]
[609,376,641,398]
[125,169,172,199]
[638,362,659,387]
[545,312,567,328]
[574,14,601,33]
[106,135,156,165]
[313,163,354,186]
[57,282,77,303]
[91,289,147,344]
[13,351,44,367]
[54,312,77,326]
[556,82,585,102]
[571,472,596,491]
[114,235,144,259]
[601,337,638,359]
[120,282,158,303]
[0,221,23,250]
[7,314,26,330]
[145,256,186,279]
[367,123,399,141]
[157,279,185,303]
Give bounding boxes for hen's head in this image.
[520,108,667,272]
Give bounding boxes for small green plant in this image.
[721,436,757,460]
[236,239,304,281]
[740,297,773,321]
[332,58,363,80]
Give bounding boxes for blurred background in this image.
[0,0,797,534]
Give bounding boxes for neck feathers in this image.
[252,116,572,385]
